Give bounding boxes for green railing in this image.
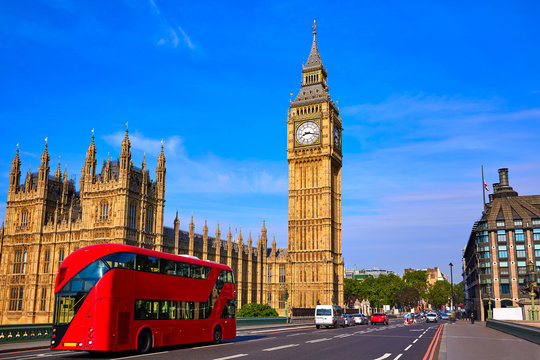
[0,323,52,344]
[236,317,287,326]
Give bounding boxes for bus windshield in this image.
[54,259,109,325]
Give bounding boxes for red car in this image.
[370,313,389,325]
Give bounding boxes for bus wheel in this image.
[212,325,222,344]
[136,329,152,354]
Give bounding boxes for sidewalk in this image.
[438,320,540,360]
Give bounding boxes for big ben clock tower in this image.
[287,22,344,308]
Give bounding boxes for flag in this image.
[484,181,490,191]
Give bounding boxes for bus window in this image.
[101,252,135,270]
[177,263,191,277]
[136,255,160,273]
[226,271,235,283]
[191,265,202,279]
[202,266,211,279]
[160,260,176,275]
[159,301,170,320]
[221,299,236,319]
[134,300,159,320]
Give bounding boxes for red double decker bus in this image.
[51,244,236,353]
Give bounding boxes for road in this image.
[0,320,442,360]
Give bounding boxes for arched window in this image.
[99,201,109,221]
[13,249,27,274]
[21,210,30,227]
[128,202,137,229]
[145,207,154,233]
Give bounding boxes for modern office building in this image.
[462,168,540,320]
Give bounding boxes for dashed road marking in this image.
[287,332,307,337]
[247,336,277,342]
[404,344,412,351]
[306,338,332,343]
[213,355,248,360]
[394,354,403,360]
[413,339,418,343]
[373,353,392,360]
[262,344,299,351]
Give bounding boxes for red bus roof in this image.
[55,243,232,292]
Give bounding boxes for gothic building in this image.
[0,24,343,324]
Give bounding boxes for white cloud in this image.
[149,0,195,50]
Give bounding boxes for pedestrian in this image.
[470,311,475,324]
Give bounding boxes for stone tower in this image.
[287,22,344,307]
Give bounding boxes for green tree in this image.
[426,280,452,308]
[453,281,464,305]
[395,286,420,310]
[237,303,279,318]
[403,270,428,299]
[344,278,361,299]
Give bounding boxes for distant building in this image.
[404,267,447,286]
[345,268,396,281]
[426,267,447,285]
[462,168,540,321]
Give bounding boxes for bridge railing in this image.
[0,323,52,344]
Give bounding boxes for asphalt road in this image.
[0,320,442,360]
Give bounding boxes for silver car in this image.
[426,313,438,323]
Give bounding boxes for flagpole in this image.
[482,165,486,211]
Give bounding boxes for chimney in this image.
[492,168,518,198]
[498,168,509,187]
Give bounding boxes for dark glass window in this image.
[136,255,160,273]
[102,252,136,270]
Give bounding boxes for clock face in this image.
[296,121,320,145]
[334,126,340,148]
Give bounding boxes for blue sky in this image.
[1,0,540,278]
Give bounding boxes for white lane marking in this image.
[244,326,313,334]
[409,329,423,331]
[404,344,412,351]
[374,354,392,360]
[111,352,169,360]
[334,334,352,338]
[413,339,418,343]
[247,336,277,342]
[262,344,299,351]
[394,354,403,360]
[213,355,248,360]
[287,332,307,336]
[419,334,423,338]
[306,338,332,343]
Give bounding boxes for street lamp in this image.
[449,262,454,312]
[486,283,493,320]
[527,261,538,320]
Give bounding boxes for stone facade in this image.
[286,23,344,308]
[0,130,290,323]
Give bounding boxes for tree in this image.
[344,278,361,299]
[426,280,452,308]
[237,303,279,318]
[403,270,428,299]
[395,286,420,310]
[454,281,464,305]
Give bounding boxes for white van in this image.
[314,305,345,329]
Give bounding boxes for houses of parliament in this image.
[0,24,344,324]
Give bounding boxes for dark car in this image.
[370,312,389,325]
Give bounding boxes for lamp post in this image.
[527,261,538,321]
[449,262,454,312]
[486,283,493,320]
